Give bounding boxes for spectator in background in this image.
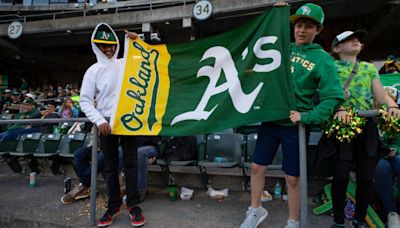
[379,55,400,74]
[19,78,29,91]
[374,93,400,227]
[61,128,105,205]
[4,91,21,114]
[137,137,160,201]
[59,98,79,118]
[2,89,12,106]
[0,97,40,140]
[34,100,60,134]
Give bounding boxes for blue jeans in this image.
[374,155,400,215]
[73,147,104,187]
[137,145,158,193]
[0,127,40,140]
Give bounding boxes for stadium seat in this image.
[242,133,283,191]
[10,132,42,156]
[34,133,62,157]
[198,133,244,168]
[198,133,245,188]
[156,135,204,166]
[0,114,14,132]
[58,132,86,158]
[0,137,19,156]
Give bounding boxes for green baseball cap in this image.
[22,98,35,105]
[290,3,325,26]
[93,25,117,45]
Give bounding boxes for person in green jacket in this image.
[330,30,400,228]
[0,98,41,140]
[240,2,344,228]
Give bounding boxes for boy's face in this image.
[333,36,362,56]
[97,43,116,59]
[294,18,321,46]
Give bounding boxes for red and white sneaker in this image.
[129,206,145,227]
[97,207,120,227]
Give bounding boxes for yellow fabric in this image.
[111,38,171,135]
[92,39,118,44]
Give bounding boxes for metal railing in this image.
[0,117,99,225]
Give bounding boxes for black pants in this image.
[100,134,139,210]
[331,140,377,224]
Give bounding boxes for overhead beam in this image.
[0,0,280,36]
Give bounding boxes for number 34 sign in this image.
[8,21,23,39]
[192,0,213,21]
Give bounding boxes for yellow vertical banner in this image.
[111,38,171,135]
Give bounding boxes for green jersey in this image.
[290,43,344,125]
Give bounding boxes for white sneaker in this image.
[240,206,268,228]
[388,212,400,228]
[284,219,299,228]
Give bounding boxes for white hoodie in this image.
[80,23,123,127]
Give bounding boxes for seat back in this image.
[37,133,62,154]
[59,132,86,155]
[0,138,18,152]
[0,114,13,132]
[18,133,42,153]
[205,133,244,163]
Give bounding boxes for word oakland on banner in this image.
[110,6,296,136]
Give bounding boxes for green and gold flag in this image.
[110,6,296,135]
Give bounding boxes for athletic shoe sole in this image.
[131,220,145,227]
[97,210,120,227]
[130,214,145,227]
[75,192,90,200]
[255,209,268,227]
[60,196,73,205]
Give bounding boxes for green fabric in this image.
[290,43,344,125]
[158,7,296,135]
[380,73,400,88]
[336,60,380,110]
[382,134,400,154]
[290,3,325,25]
[94,31,117,43]
[7,108,40,130]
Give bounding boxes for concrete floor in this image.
[0,161,333,228]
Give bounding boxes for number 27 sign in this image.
[8,21,23,39]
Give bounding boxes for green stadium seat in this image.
[10,133,42,156]
[58,132,86,158]
[34,133,62,157]
[0,137,19,156]
[198,133,245,188]
[0,114,13,132]
[198,133,244,168]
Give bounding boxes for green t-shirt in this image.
[336,60,380,111]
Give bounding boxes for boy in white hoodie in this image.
[80,23,145,227]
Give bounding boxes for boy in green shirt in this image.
[241,2,344,228]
